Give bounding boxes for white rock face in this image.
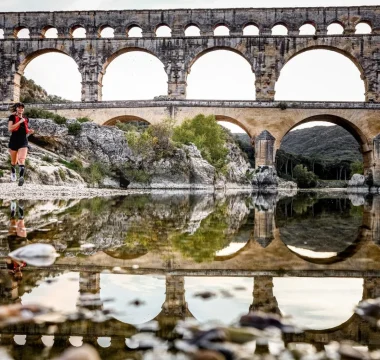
[348,174,366,187]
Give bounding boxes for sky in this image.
[0,0,374,131]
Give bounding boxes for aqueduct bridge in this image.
[1,6,380,182]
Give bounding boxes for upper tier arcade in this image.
[0,6,380,103]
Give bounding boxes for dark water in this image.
[0,191,379,359]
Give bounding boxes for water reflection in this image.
[0,192,380,358]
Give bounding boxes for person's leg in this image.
[9,150,18,182]
[17,147,28,186]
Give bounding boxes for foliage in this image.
[67,122,82,136]
[24,108,67,125]
[76,117,91,123]
[0,170,3,177]
[172,114,228,171]
[115,120,148,132]
[170,206,230,263]
[20,76,70,104]
[126,118,176,160]
[58,168,66,181]
[278,102,288,110]
[350,160,364,177]
[121,164,151,183]
[293,164,318,188]
[81,162,108,186]
[42,155,54,163]
[58,158,83,171]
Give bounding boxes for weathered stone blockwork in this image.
[1,6,380,102]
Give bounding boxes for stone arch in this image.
[42,25,58,38]
[355,21,372,34]
[155,23,172,37]
[299,22,317,35]
[327,20,345,34]
[280,45,368,95]
[69,24,87,38]
[213,21,232,31]
[99,47,167,96]
[271,22,289,35]
[184,23,201,36]
[14,26,30,38]
[213,239,252,261]
[13,48,81,102]
[98,24,114,38]
[126,23,143,37]
[103,115,150,126]
[213,22,230,36]
[215,115,251,135]
[283,226,368,265]
[242,22,260,35]
[186,46,255,76]
[277,114,371,175]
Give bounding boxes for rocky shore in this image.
[0,117,297,192]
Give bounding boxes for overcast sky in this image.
[0,0,373,131]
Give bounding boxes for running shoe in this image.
[10,172,16,182]
[10,201,16,213]
[18,177,24,187]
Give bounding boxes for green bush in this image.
[81,162,108,186]
[42,155,54,163]
[58,168,66,181]
[76,117,91,123]
[0,170,3,177]
[172,114,228,172]
[67,122,82,136]
[125,118,175,160]
[24,108,67,125]
[58,158,83,171]
[293,164,318,188]
[350,161,364,177]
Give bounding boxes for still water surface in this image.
[0,191,379,359]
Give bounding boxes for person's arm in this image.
[8,116,25,132]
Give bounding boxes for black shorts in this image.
[9,139,28,151]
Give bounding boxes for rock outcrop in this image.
[0,118,257,190]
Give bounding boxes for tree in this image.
[293,164,318,188]
[350,161,364,177]
[173,114,228,172]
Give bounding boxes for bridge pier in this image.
[254,195,276,248]
[371,135,380,187]
[250,276,280,314]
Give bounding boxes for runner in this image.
[8,103,34,186]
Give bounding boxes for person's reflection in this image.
[7,200,27,280]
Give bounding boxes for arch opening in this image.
[128,26,143,37]
[275,49,366,102]
[16,27,30,38]
[103,115,150,130]
[187,49,256,100]
[43,27,58,38]
[276,115,368,188]
[355,22,372,34]
[0,29,3,38]
[214,25,230,36]
[101,49,167,101]
[156,25,171,37]
[274,277,363,330]
[299,24,316,35]
[71,26,86,38]
[185,25,201,37]
[97,337,111,348]
[327,22,344,35]
[17,50,81,102]
[272,24,288,35]
[243,24,259,36]
[100,26,114,38]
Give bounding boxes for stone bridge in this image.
[1,6,380,182]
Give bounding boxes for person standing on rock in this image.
[8,102,34,186]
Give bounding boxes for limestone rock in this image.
[348,174,366,187]
[251,166,278,191]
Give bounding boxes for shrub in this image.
[121,165,151,183]
[76,117,91,123]
[278,102,288,110]
[58,158,83,171]
[293,164,318,188]
[67,122,82,136]
[350,161,364,177]
[81,162,108,186]
[0,170,3,177]
[125,118,176,160]
[172,114,228,171]
[24,108,67,125]
[42,155,54,163]
[58,168,66,181]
